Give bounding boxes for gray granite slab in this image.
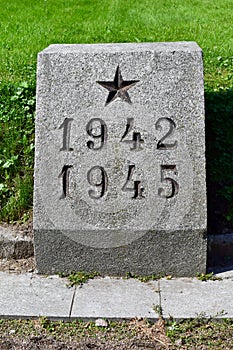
[158,278,233,319]
[34,42,207,276]
[71,277,159,320]
[0,272,74,319]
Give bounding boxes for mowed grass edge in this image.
[0,0,232,83]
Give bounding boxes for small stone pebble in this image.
[174,338,183,346]
[95,318,108,327]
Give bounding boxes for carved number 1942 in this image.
[59,117,178,151]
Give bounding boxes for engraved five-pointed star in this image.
[97,66,139,106]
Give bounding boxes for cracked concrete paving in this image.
[1,271,233,320]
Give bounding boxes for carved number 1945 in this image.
[59,164,179,200]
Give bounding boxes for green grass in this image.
[0,0,232,84]
[59,271,100,286]
[125,272,167,282]
[196,272,222,281]
[0,318,233,349]
[0,0,232,222]
[166,317,233,348]
[0,82,35,221]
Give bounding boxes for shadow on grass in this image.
[205,87,233,235]
[206,88,233,270]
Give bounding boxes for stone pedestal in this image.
[34,42,207,276]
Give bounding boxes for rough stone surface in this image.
[95,318,109,327]
[0,226,34,259]
[34,42,207,275]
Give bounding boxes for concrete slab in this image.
[71,277,159,320]
[0,272,74,320]
[158,278,233,319]
[1,272,233,320]
[215,268,233,279]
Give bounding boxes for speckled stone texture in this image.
[34,42,207,276]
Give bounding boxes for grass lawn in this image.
[0,317,233,349]
[0,0,232,223]
[0,0,232,85]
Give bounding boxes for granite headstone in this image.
[34,42,207,276]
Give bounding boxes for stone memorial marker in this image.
[34,42,207,276]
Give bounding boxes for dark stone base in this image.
[34,229,207,277]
